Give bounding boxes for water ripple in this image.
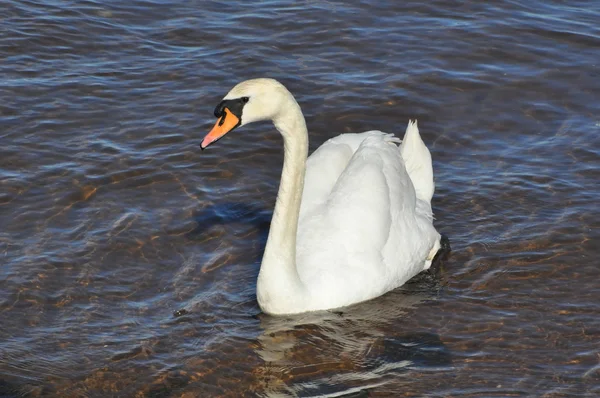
[1,0,599,396]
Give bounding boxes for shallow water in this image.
[1,0,600,397]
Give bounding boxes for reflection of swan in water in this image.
[252,247,451,397]
[179,202,451,396]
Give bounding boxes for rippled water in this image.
[2,0,599,397]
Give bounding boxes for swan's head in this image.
[201,78,291,149]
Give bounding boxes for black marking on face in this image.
[214,97,248,122]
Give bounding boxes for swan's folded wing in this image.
[300,131,397,221]
[321,135,409,268]
[296,132,435,301]
[328,148,391,255]
[300,139,353,220]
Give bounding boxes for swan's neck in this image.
[257,96,309,314]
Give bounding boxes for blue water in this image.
[1,0,599,396]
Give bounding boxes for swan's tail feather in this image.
[400,120,435,203]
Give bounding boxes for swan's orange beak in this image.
[201,108,240,150]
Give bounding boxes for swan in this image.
[201,78,441,315]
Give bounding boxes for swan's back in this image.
[301,121,434,218]
[296,121,440,309]
[299,131,397,220]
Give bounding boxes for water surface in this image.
[1,0,599,396]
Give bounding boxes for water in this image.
[1,0,599,396]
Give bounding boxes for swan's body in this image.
[201,78,441,315]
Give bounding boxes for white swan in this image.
[201,78,441,315]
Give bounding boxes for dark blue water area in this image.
[1,0,599,396]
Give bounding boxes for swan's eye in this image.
[241,97,250,103]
